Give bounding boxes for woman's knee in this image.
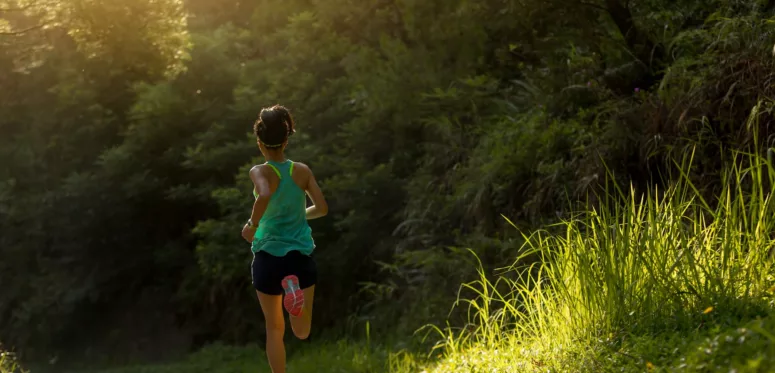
[291,318,311,340]
[293,327,310,340]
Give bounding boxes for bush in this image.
[418,112,775,371]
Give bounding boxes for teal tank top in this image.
[251,160,315,256]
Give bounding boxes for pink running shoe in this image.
[282,275,304,317]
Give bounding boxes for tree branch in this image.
[0,4,35,12]
[576,1,609,12]
[0,24,45,36]
[0,0,60,16]
[389,0,411,46]
[604,0,639,50]
[0,0,59,12]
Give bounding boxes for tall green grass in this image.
[420,124,775,371]
[1,350,27,373]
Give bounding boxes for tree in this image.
[0,0,190,80]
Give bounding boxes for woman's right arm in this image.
[241,165,273,242]
[302,164,328,220]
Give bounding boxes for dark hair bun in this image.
[253,105,295,148]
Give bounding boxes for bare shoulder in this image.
[293,161,312,174]
[291,162,314,187]
[249,164,271,178]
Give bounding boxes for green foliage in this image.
[0,0,191,78]
[72,339,394,373]
[0,349,27,373]
[65,135,775,372]
[411,120,775,372]
[82,343,265,373]
[6,0,775,369]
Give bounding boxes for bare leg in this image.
[289,285,315,340]
[257,291,285,373]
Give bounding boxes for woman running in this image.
[241,104,328,373]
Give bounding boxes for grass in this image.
[1,350,27,373]
[56,339,393,373]
[81,344,265,373]
[411,135,775,371]
[10,113,775,372]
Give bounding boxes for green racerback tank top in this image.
[251,159,315,256]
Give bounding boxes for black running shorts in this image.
[251,250,317,295]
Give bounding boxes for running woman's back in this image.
[252,159,315,257]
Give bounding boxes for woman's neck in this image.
[264,151,286,163]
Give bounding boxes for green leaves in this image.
[1,0,190,80]
[5,0,775,364]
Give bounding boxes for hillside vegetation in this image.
[3,0,775,372]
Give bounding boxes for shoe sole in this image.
[282,275,304,317]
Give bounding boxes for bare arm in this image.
[241,166,273,242]
[303,166,328,220]
[249,166,273,223]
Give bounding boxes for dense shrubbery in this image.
[3,0,775,368]
[419,135,775,371]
